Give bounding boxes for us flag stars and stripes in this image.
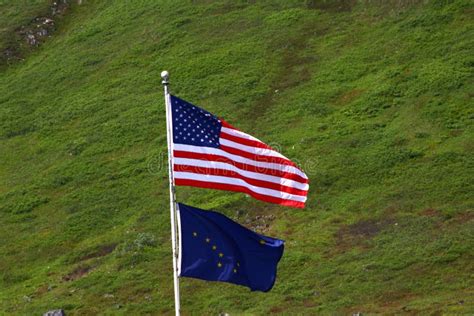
[171,95,309,208]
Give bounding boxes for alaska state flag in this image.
[177,203,285,292]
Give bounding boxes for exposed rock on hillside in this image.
[1,0,71,66]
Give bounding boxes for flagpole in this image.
[161,70,181,316]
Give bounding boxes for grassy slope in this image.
[0,0,473,314]
[0,1,50,38]
[0,0,51,66]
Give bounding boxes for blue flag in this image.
[177,203,285,292]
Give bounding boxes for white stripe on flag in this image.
[173,144,308,180]
[173,158,309,191]
[221,126,261,142]
[173,172,307,203]
[219,138,287,159]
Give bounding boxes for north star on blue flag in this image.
[170,95,309,208]
[177,203,285,292]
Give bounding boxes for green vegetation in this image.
[0,0,51,66]
[1,0,473,314]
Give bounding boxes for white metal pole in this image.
[161,70,180,316]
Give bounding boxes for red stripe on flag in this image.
[220,120,237,129]
[220,131,274,151]
[174,165,308,196]
[220,145,298,167]
[174,178,306,208]
[173,150,308,183]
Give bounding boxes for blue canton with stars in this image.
[178,203,285,292]
[171,95,221,148]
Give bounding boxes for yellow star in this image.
[192,232,197,237]
[233,268,237,273]
[205,238,210,243]
[217,262,222,268]
[260,240,266,245]
[212,245,217,250]
[218,253,223,258]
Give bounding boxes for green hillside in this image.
[1,0,473,314]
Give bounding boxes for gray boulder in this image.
[43,310,66,316]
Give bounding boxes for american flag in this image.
[170,95,309,208]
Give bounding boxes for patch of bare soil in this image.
[333,218,395,253]
[62,265,91,281]
[242,213,276,234]
[2,0,71,66]
[78,243,117,262]
[451,210,474,224]
[420,208,442,217]
[335,89,365,106]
